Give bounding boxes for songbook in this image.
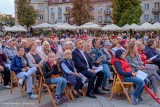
[94,65,103,73]
[136,70,148,80]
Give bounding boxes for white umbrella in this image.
[52,23,64,28]
[32,23,53,29]
[78,22,101,29]
[125,23,139,31]
[122,24,130,30]
[102,24,122,31]
[152,22,160,30]
[55,23,77,30]
[5,25,27,32]
[138,22,154,30]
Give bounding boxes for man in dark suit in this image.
[72,39,104,99]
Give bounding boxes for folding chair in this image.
[10,71,26,97]
[38,66,57,107]
[57,63,75,102]
[0,73,4,83]
[110,65,133,105]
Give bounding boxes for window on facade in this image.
[154,15,160,22]
[106,5,110,13]
[155,2,160,9]
[59,0,62,3]
[98,16,102,22]
[58,17,62,22]
[39,5,44,11]
[58,7,62,15]
[144,3,149,10]
[39,14,44,20]
[51,8,55,16]
[51,17,55,22]
[98,6,102,12]
[144,15,149,20]
[105,16,111,22]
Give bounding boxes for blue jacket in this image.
[145,47,160,63]
[92,47,108,64]
[10,55,23,75]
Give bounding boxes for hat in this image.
[7,38,15,43]
[104,41,112,46]
[115,49,125,59]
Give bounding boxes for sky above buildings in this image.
[0,0,15,16]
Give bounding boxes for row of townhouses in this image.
[15,0,160,25]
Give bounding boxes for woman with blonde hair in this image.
[61,50,83,98]
[41,41,52,59]
[126,42,160,97]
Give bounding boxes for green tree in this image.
[111,0,142,27]
[70,0,93,25]
[17,0,39,29]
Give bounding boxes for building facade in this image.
[140,0,160,24]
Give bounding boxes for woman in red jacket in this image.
[111,49,146,105]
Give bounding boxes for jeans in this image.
[50,77,67,95]
[16,67,37,93]
[124,76,145,97]
[102,64,112,87]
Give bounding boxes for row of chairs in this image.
[9,65,135,106]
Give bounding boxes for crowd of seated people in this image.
[0,33,159,105]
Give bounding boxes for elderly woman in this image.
[61,50,83,98]
[35,39,42,51]
[26,42,46,74]
[126,42,160,97]
[20,39,29,53]
[41,41,52,59]
[145,39,160,69]
[56,42,70,60]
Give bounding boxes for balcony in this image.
[152,8,160,13]
[104,10,111,15]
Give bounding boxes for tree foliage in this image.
[17,0,39,29]
[70,0,93,26]
[111,0,142,27]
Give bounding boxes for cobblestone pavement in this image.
[0,84,159,107]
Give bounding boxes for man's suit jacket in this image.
[72,48,92,73]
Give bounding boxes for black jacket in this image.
[42,62,59,84]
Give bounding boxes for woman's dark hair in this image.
[147,39,155,47]
[92,39,98,47]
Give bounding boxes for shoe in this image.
[86,92,97,99]
[93,89,105,95]
[60,93,66,101]
[102,87,110,91]
[3,85,10,89]
[131,94,138,105]
[28,93,38,99]
[72,91,79,98]
[137,95,143,101]
[53,95,61,105]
